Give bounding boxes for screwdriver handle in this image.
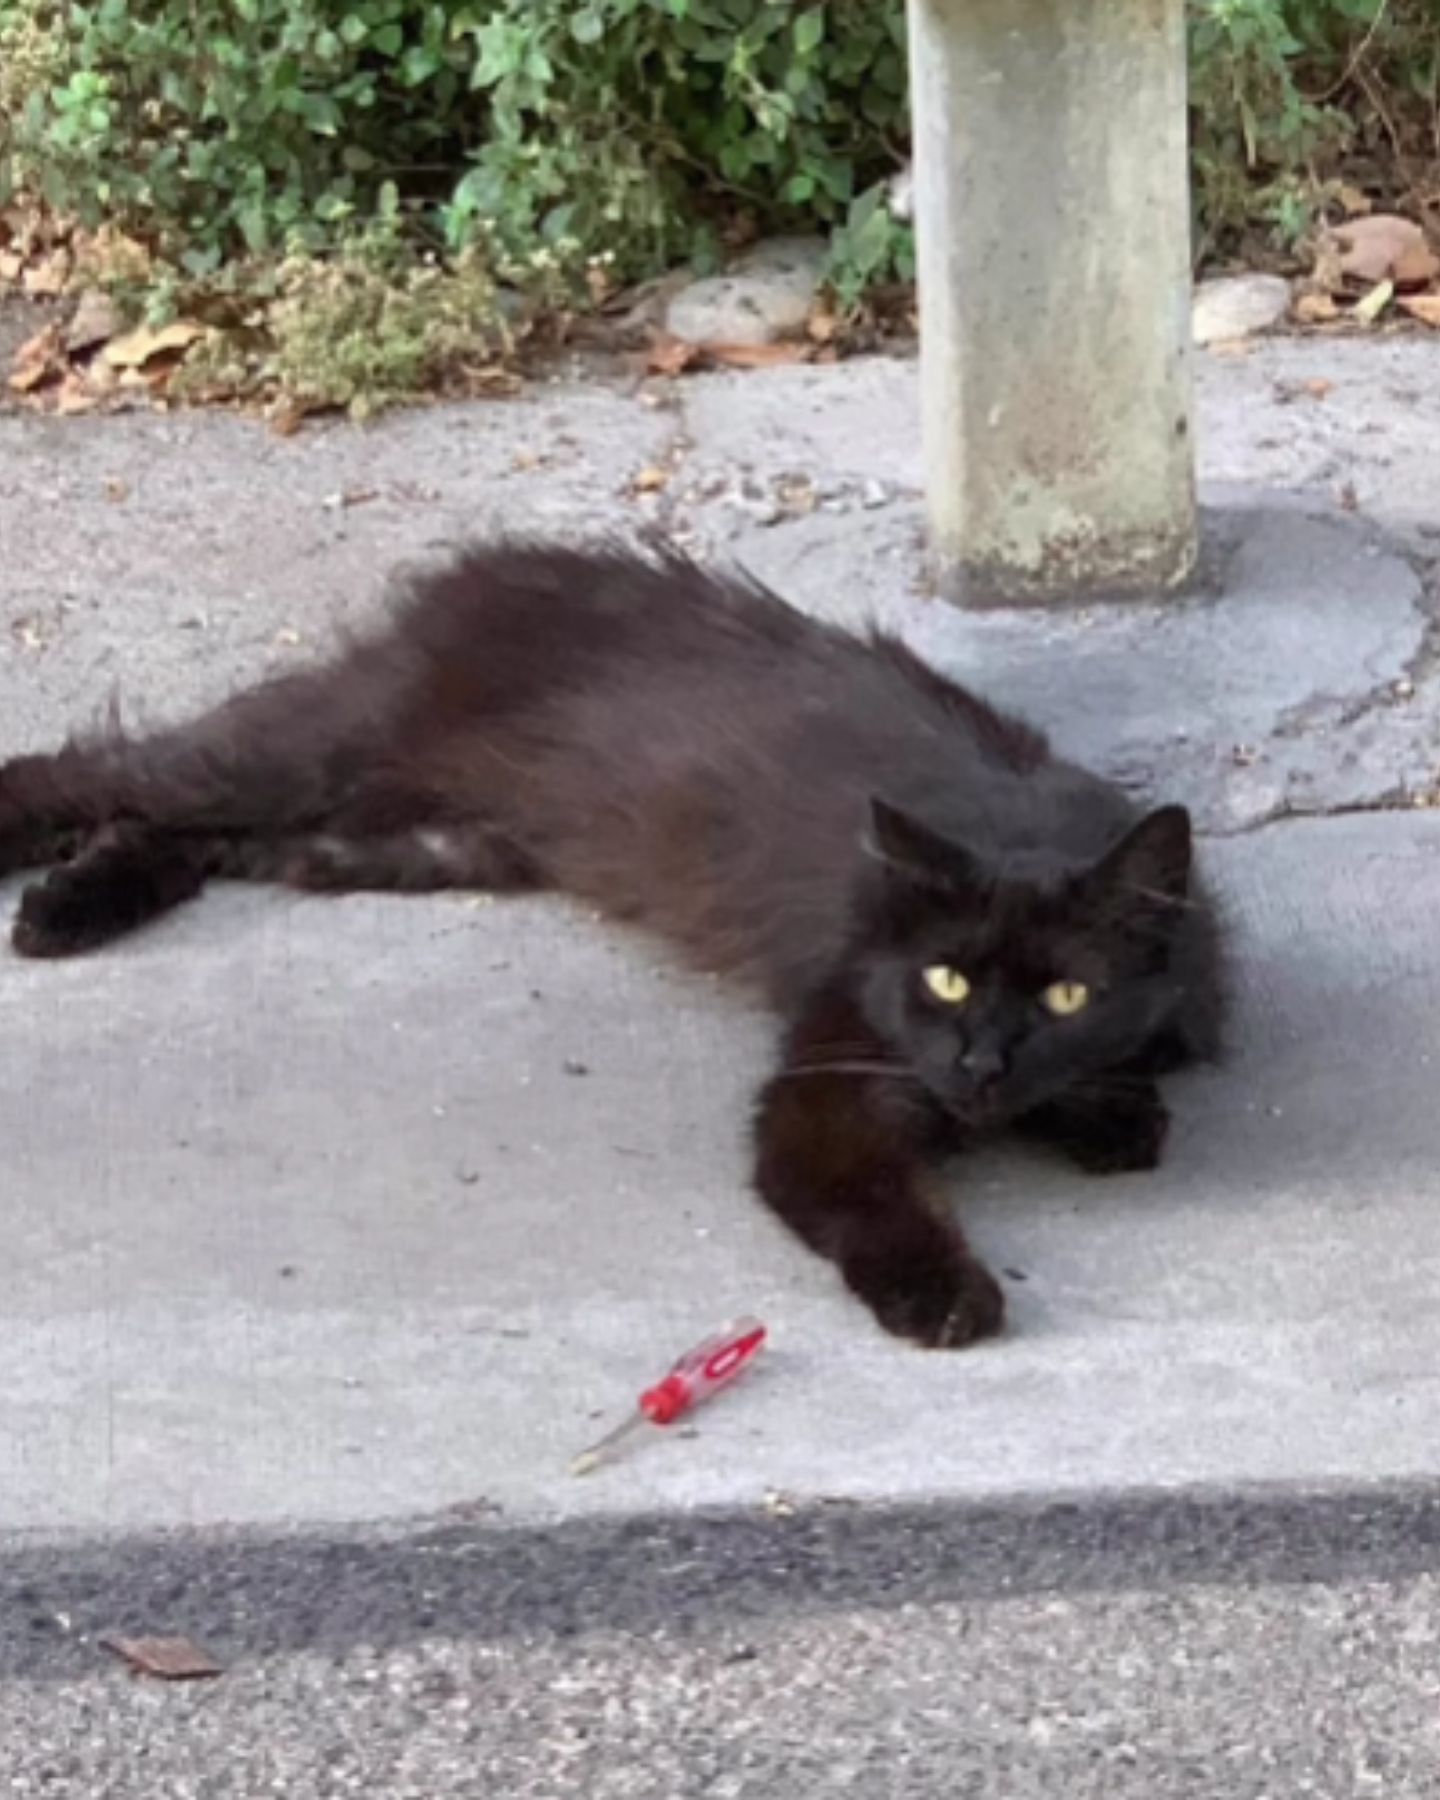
[639,1316,768,1426]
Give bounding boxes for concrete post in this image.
[905,0,1196,604]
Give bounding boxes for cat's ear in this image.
[1086,805,1192,912]
[867,798,982,891]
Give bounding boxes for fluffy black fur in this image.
[0,540,1225,1344]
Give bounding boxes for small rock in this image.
[67,289,123,354]
[728,474,785,526]
[886,164,915,222]
[666,235,827,347]
[1193,274,1291,346]
[774,473,817,515]
[1333,213,1439,286]
[860,479,892,510]
[731,234,828,288]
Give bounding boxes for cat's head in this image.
[854,797,1196,1126]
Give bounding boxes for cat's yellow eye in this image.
[1042,980,1090,1017]
[922,964,971,1005]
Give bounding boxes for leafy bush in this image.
[443,0,911,290]
[0,0,913,296]
[1,1,1436,326]
[0,0,485,272]
[1188,0,1440,252]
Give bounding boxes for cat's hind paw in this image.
[11,831,207,958]
[12,866,124,958]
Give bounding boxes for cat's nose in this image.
[959,1047,1007,1087]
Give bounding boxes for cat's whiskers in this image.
[1055,1078,1154,1109]
[777,1058,915,1083]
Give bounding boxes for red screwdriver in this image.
[570,1316,768,1476]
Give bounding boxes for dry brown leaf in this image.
[1310,234,1346,296]
[22,247,72,298]
[806,305,839,344]
[1336,183,1372,217]
[645,332,701,377]
[1335,214,1437,286]
[101,320,204,370]
[1294,291,1341,325]
[76,224,153,286]
[55,372,98,415]
[701,340,814,369]
[465,365,522,399]
[1399,293,1440,328]
[101,1634,223,1681]
[8,323,65,393]
[1304,378,1333,399]
[630,464,669,493]
[268,399,305,437]
[0,249,22,284]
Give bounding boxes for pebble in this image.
[1193,274,1291,346]
[666,235,827,347]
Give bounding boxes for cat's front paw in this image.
[1018,1083,1170,1176]
[845,1246,1005,1349]
[1068,1094,1170,1174]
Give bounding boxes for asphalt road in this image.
[7,1489,1440,1797]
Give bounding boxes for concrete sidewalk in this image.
[5,338,1440,1537]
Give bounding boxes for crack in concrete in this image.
[1211,787,1426,839]
[1269,550,1440,751]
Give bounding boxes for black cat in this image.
[0,540,1224,1345]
